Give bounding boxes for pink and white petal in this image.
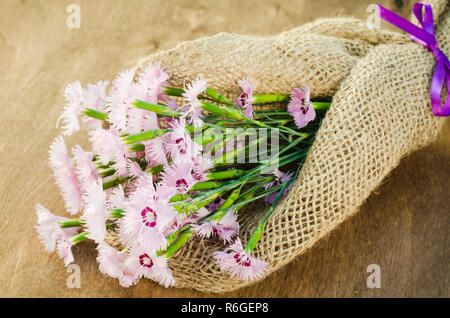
[72,144,99,194]
[125,243,175,287]
[111,68,135,98]
[126,107,147,135]
[150,255,176,287]
[35,203,67,252]
[49,136,82,214]
[107,69,136,131]
[144,137,168,166]
[192,222,215,239]
[56,236,75,266]
[127,160,146,179]
[96,242,126,278]
[82,181,108,243]
[304,105,316,122]
[117,267,139,287]
[153,200,178,232]
[218,211,239,232]
[213,238,267,281]
[107,93,129,131]
[57,81,86,136]
[107,184,126,210]
[89,128,117,165]
[83,80,109,130]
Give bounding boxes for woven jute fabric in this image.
[110,0,449,293]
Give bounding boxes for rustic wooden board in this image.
[0,0,448,297]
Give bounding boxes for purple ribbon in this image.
[378,2,450,116]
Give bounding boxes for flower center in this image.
[192,163,203,181]
[234,252,251,267]
[300,106,308,115]
[175,178,189,193]
[175,138,186,154]
[141,207,157,227]
[239,92,248,107]
[139,253,154,268]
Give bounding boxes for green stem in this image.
[207,169,245,180]
[228,181,288,212]
[255,102,331,112]
[59,219,85,228]
[244,157,304,254]
[244,180,290,253]
[103,176,127,190]
[163,86,233,107]
[312,101,331,111]
[163,87,185,97]
[129,143,145,152]
[146,164,164,175]
[69,223,116,246]
[99,167,115,177]
[83,108,109,121]
[190,180,224,191]
[71,231,89,245]
[160,182,257,258]
[200,102,245,121]
[237,176,274,200]
[110,208,125,218]
[132,100,180,117]
[210,185,243,222]
[252,94,289,104]
[175,146,305,217]
[174,191,221,215]
[169,193,190,203]
[162,229,194,258]
[122,129,169,144]
[245,118,309,138]
[60,209,125,230]
[204,87,233,106]
[212,134,268,165]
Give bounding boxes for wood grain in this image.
[0,0,448,297]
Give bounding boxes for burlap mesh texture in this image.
[113,0,450,293]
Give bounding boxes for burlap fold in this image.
[132,0,449,293]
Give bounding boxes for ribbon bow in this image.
[378,2,450,116]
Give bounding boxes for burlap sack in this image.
[124,0,449,293]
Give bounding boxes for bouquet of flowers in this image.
[36,0,449,292]
[36,64,331,287]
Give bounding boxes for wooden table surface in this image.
[0,0,448,297]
